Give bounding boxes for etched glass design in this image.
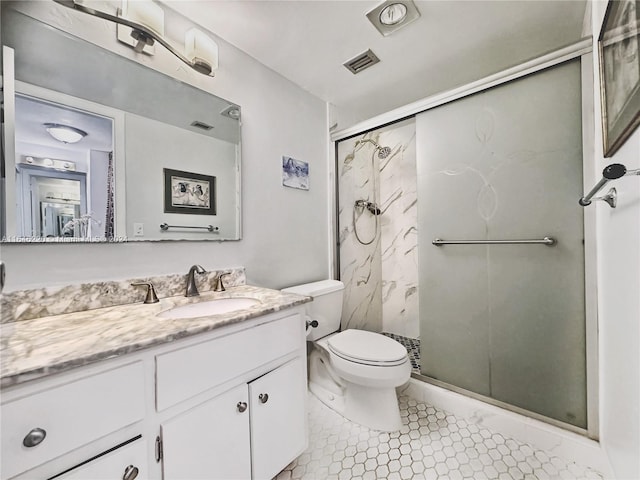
[416,60,587,428]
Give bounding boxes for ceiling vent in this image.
[343,49,380,75]
[190,121,213,131]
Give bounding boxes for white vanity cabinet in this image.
[1,307,308,480]
[155,312,307,480]
[159,357,306,480]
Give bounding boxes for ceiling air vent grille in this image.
[344,49,380,74]
[190,121,213,131]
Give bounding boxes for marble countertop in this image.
[0,286,311,388]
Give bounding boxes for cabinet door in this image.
[249,358,307,480]
[160,383,251,480]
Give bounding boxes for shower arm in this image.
[579,163,640,208]
[355,138,380,149]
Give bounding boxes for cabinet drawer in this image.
[1,362,145,479]
[156,313,301,411]
[11,436,147,480]
[51,437,147,480]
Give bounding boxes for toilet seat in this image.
[327,330,408,367]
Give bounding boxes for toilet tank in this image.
[281,280,344,341]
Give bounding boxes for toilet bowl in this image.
[311,329,411,431]
[282,280,411,432]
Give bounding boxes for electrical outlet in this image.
[133,223,144,237]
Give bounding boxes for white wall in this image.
[591,1,640,478]
[124,114,237,240]
[1,2,329,291]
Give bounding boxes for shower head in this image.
[378,146,391,159]
[354,138,391,159]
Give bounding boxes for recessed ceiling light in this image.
[221,104,241,120]
[379,3,407,26]
[366,0,421,37]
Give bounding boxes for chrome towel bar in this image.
[580,163,640,208]
[160,223,219,233]
[433,237,556,246]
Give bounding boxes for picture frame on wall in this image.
[598,0,640,157]
[282,156,310,190]
[163,168,216,215]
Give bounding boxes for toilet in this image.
[282,280,411,432]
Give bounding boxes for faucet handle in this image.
[214,272,232,292]
[131,282,160,304]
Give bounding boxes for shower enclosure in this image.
[336,59,588,431]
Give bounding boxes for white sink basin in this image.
[158,298,261,319]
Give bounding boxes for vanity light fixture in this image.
[20,155,77,171]
[44,123,87,144]
[52,0,219,77]
[366,0,421,37]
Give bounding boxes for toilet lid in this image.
[327,330,408,365]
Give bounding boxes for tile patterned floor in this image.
[382,332,421,374]
[275,393,603,480]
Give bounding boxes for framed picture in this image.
[163,168,216,215]
[598,0,640,157]
[282,156,309,190]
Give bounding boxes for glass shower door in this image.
[416,60,586,428]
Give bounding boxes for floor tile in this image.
[275,393,603,480]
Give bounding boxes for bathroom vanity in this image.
[0,286,310,480]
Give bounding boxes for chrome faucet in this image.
[185,264,206,297]
[214,272,232,292]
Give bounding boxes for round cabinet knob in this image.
[123,465,139,480]
[259,393,269,404]
[22,428,46,447]
[237,401,248,413]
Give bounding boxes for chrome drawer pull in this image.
[23,428,46,447]
[259,393,269,404]
[237,401,248,413]
[123,465,139,480]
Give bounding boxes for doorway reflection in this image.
[14,94,114,239]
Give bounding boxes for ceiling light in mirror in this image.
[221,105,241,120]
[44,123,88,144]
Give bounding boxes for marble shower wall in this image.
[337,119,418,337]
[337,136,383,332]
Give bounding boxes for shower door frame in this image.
[331,41,599,440]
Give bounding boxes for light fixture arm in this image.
[52,0,215,76]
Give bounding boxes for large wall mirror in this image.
[0,1,242,242]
